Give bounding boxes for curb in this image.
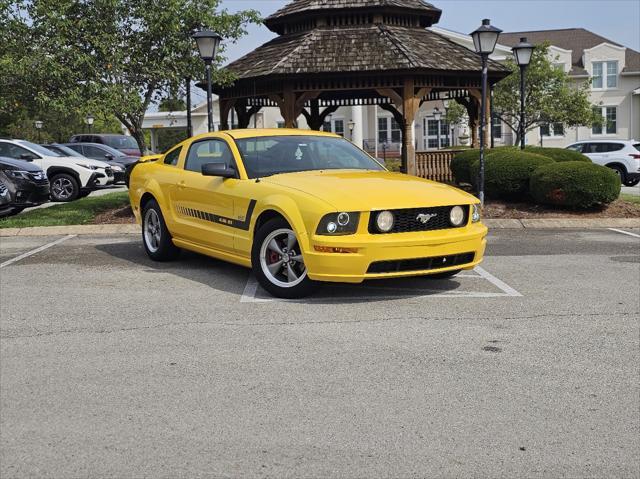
[1,219,638,237]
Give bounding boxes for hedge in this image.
[523,146,590,163]
[470,150,554,198]
[450,149,482,185]
[530,161,620,208]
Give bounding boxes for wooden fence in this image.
[415,149,465,183]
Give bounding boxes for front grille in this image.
[367,252,475,274]
[0,182,7,196]
[369,205,469,234]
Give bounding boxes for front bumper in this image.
[304,222,488,283]
[12,183,50,207]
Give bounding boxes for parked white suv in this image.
[566,140,640,187]
[0,139,114,201]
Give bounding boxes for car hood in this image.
[262,170,479,211]
[50,156,112,168]
[0,156,43,172]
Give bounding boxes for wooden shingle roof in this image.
[265,0,442,33]
[226,24,509,79]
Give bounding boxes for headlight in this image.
[6,170,30,180]
[77,164,98,170]
[317,212,360,235]
[471,204,481,223]
[111,165,124,172]
[375,210,395,233]
[449,206,466,226]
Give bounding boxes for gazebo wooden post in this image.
[219,98,235,131]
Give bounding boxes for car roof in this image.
[571,139,633,144]
[63,142,108,148]
[72,133,128,138]
[220,128,340,140]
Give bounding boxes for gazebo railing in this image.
[416,149,466,183]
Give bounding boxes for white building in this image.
[142,28,639,155]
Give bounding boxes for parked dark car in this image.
[45,143,127,185]
[0,171,14,218]
[62,143,138,185]
[0,156,50,215]
[69,134,141,156]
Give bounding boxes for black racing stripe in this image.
[178,199,257,231]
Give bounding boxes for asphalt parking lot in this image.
[1,228,639,478]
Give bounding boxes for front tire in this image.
[252,218,314,299]
[609,165,626,184]
[142,199,180,261]
[50,173,79,202]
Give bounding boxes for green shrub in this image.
[530,161,620,208]
[523,146,590,163]
[470,150,554,198]
[450,149,481,184]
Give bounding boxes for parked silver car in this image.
[566,140,640,186]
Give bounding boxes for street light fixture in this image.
[470,18,502,206]
[85,114,94,133]
[34,120,43,143]
[348,120,356,141]
[193,30,223,132]
[512,37,534,150]
[433,107,442,150]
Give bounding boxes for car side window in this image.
[605,143,624,152]
[164,146,182,166]
[567,144,584,153]
[185,139,234,174]
[83,145,107,159]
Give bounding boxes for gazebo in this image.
[212,0,510,175]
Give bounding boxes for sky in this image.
[219,0,640,62]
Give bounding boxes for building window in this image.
[322,121,331,132]
[491,116,502,140]
[592,61,618,89]
[276,121,285,129]
[378,117,388,143]
[540,123,564,137]
[334,119,344,137]
[592,106,617,135]
[390,119,401,143]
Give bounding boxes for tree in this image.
[1,0,259,152]
[493,43,599,144]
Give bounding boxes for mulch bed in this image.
[483,199,640,219]
[92,205,136,225]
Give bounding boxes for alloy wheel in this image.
[144,208,162,253]
[259,228,307,288]
[52,177,74,200]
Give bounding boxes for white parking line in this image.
[608,228,640,239]
[0,235,76,269]
[474,266,523,297]
[240,265,522,303]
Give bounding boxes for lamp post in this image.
[348,120,356,142]
[433,107,442,150]
[85,114,94,133]
[470,18,502,206]
[34,120,43,143]
[192,30,222,132]
[512,37,534,150]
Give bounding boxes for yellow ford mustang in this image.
[129,129,487,298]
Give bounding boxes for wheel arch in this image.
[251,198,311,252]
[605,162,627,173]
[46,166,81,186]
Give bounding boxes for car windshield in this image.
[16,140,62,157]
[91,144,126,157]
[103,136,139,150]
[234,135,385,179]
[50,145,84,157]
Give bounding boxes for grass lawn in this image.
[620,193,640,205]
[0,191,130,228]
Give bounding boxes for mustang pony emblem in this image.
[416,213,438,224]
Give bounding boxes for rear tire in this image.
[609,165,626,184]
[623,178,639,187]
[142,199,180,261]
[50,173,79,202]
[427,269,462,279]
[252,218,314,299]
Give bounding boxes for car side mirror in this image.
[202,163,236,178]
[105,153,115,160]
[19,153,35,161]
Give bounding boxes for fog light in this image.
[472,204,481,223]
[376,211,394,232]
[450,206,465,226]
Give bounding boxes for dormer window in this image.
[592,61,618,89]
